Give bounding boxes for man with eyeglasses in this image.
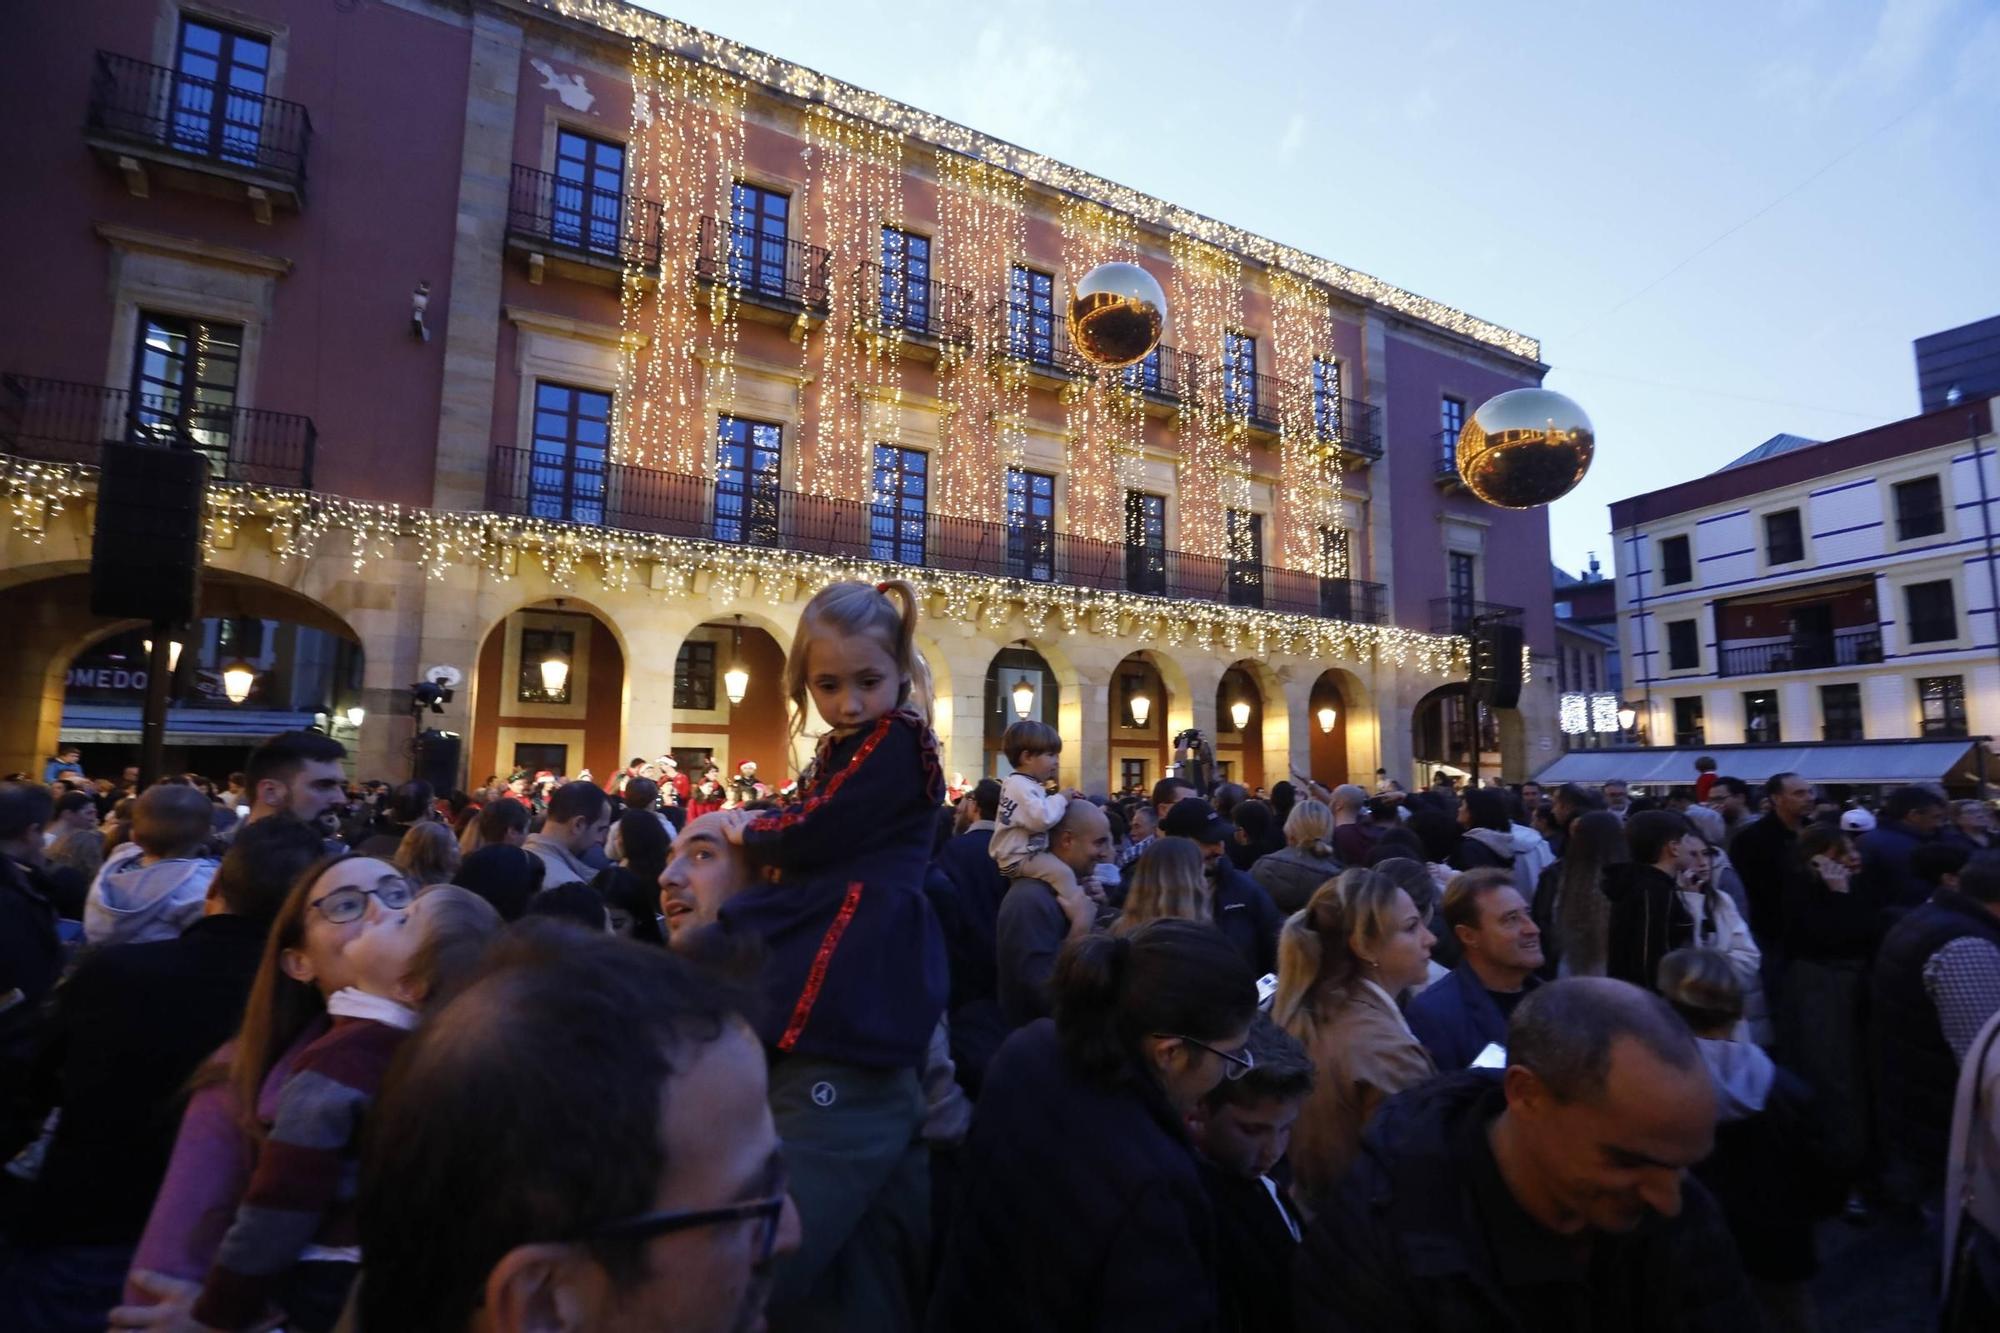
[354,925,800,1332]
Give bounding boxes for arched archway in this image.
[1108,650,1177,796]
[984,643,1059,776]
[1307,669,1351,788]
[1412,683,1501,790]
[1214,664,1272,792]
[657,616,790,792]
[471,600,626,788]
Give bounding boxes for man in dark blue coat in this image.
[1407,868,1545,1071]
[926,779,1009,1093]
[1858,784,1947,917]
[1161,797,1284,976]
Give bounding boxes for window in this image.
[1125,491,1166,595]
[1122,346,1164,395]
[1558,650,1568,693]
[130,312,244,469]
[1673,697,1705,746]
[1659,534,1692,586]
[1894,476,1945,542]
[512,743,568,776]
[1318,527,1356,618]
[673,640,716,711]
[527,382,611,525]
[173,18,270,167]
[1440,395,1466,450]
[714,416,782,546]
[1312,357,1342,437]
[728,182,789,296]
[1120,757,1149,793]
[1586,654,1599,692]
[1819,683,1863,741]
[1764,509,1804,565]
[1006,468,1056,580]
[879,226,931,333]
[1223,331,1259,418]
[1666,619,1699,671]
[1007,266,1056,365]
[1743,690,1781,742]
[1906,580,1957,643]
[1448,552,1476,629]
[1920,676,1968,737]
[552,129,625,258]
[1227,509,1264,607]
[518,629,574,704]
[870,444,927,564]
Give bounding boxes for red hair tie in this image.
[875,581,894,593]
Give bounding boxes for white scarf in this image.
[326,987,419,1030]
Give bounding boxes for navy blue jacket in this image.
[929,1019,1220,1332]
[1405,965,1538,1072]
[926,824,1011,1093]
[1857,819,1935,916]
[725,709,948,1070]
[1213,859,1284,977]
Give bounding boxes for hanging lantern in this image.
[1129,692,1152,728]
[723,616,750,706]
[539,649,570,696]
[1230,698,1252,730]
[1617,704,1638,733]
[142,638,184,672]
[1011,676,1036,719]
[1316,705,1338,734]
[344,705,367,729]
[221,660,257,705]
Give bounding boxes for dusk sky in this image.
[639,0,2000,578]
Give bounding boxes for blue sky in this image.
[637,0,2000,577]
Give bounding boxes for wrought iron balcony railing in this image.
[694,215,830,310]
[855,262,977,346]
[1316,395,1382,460]
[86,51,313,195]
[998,301,1092,376]
[1430,598,1525,635]
[1116,344,1195,403]
[1718,627,1884,678]
[0,374,316,489]
[1432,430,1465,485]
[486,446,1387,623]
[506,164,663,270]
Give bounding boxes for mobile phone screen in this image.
[1470,1042,1507,1070]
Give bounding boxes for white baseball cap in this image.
[1839,808,1876,833]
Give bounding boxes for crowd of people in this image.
[3,585,1999,1330]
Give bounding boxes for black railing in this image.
[487,446,1387,622]
[1317,395,1382,459]
[1921,716,1970,739]
[857,263,976,346]
[87,51,313,194]
[694,215,829,310]
[0,374,315,488]
[507,164,663,269]
[1117,344,1195,403]
[1216,367,1291,430]
[1432,429,1463,482]
[1717,626,1883,678]
[1430,598,1525,635]
[999,301,1090,376]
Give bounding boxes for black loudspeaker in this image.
[90,441,207,623]
[412,728,463,793]
[1474,623,1526,710]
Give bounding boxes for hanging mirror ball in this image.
[1067,261,1167,369]
[1456,387,1595,508]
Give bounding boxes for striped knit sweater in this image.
[191,1016,408,1330]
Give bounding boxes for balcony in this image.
[998,302,1091,385]
[1431,598,1525,635]
[85,51,312,220]
[1316,396,1382,465]
[505,165,663,287]
[1432,430,1467,490]
[1115,344,1195,414]
[693,215,830,332]
[1216,367,1291,435]
[854,263,977,360]
[485,446,1387,623]
[0,374,316,489]
[1718,627,1883,678]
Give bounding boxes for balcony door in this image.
[729,183,789,297]
[1227,509,1264,607]
[715,416,782,546]
[130,312,243,472]
[553,130,625,258]
[1008,267,1055,364]
[173,19,269,167]
[871,445,927,565]
[1125,491,1166,595]
[1318,526,1353,618]
[1223,332,1258,418]
[880,227,931,334]
[528,381,610,525]
[1789,604,1834,667]
[1006,468,1055,581]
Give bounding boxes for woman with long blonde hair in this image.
[1114,836,1213,933]
[1273,867,1437,1211]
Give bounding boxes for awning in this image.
[1533,738,1995,788]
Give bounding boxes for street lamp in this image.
[539,649,570,696]
[1129,691,1151,728]
[221,660,257,705]
[723,616,749,706]
[345,705,366,729]
[1617,704,1638,735]
[1011,676,1036,719]
[1316,704,1338,734]
[1229,698,1252,730]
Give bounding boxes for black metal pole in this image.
[140,620,172,786]
[1969,404,1997,802]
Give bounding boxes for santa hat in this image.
[738,760,757,773]
[660,755,678,769]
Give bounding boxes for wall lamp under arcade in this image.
[723,615,750,706]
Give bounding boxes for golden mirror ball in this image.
[1067,261,1167,369]
[1456,387,1595,508]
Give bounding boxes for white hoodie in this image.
[989,773,1068,872]
[83,842,220,947]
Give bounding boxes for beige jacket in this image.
[1287,979,1437,1210]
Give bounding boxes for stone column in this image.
[1358,311,1394,599]
[1071,662,1112,797]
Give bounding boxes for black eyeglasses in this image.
[307,879,414,925]
[583,1196,788,1263]
[1158,1033,1257,1081]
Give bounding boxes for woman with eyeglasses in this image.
[1272,868,1438,1215]
[928,919,1257,1332]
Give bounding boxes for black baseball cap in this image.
[1161,796,1233,844]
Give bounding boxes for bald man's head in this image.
[1050,799,1113,875]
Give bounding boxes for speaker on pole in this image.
[1477,623,1526,710]
[90,440,207,624]
[411,728,463,793]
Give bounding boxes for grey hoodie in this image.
[83,842,220,947]
[1697,1036,1777,1123]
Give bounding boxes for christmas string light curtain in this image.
[1270,269,1346,576]
[1057,196,1148,544]
[933,151,1027,519]
[1169,234,1252,561]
